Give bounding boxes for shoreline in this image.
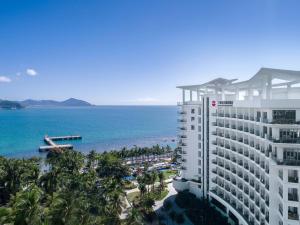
[1,136,177,159]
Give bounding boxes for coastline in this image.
[1,135,177,158]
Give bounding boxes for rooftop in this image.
[177,68,300,91]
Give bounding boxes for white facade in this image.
[173,68,300,225]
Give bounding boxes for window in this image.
[191,108,195,114]
[198,160,201,166]
[198,143,201,149]
[288,206,299,220]
[278,169,283,180]
[288,170,298,183]
[283,148,300,162]
[191,125,195,130]
[198,151,201,157]
[198,168,201,174]
[288,188,298,201]
[279,129,300,143]
[191,117,195,121]
[279,203,283,216]
[273,110,296,123]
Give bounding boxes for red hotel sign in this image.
[211,100,217,107]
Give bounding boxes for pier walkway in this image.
[39,135,82,152]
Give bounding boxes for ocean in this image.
[0,106,177,158]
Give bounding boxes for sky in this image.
[0,0,300,105]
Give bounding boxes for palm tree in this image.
[138,183,146,197]
[150,171,157,192]
[96,154,129,181]
[11,185,43,225]
[46,191,78,225]
[86,150,97,169]
[158,171,165,192]
[142,173,152,194]
[140,195,155,214]
[125,207,143,225]
[0,158,40,205]
[0,207,12,225]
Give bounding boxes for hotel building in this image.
[173,68,300,225]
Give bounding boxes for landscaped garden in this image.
[174,191,230,225]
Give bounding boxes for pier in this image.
[39,135,82,152]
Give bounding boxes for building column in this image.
[235,89,239,100]
[221,88,225,100]
[190,90,193,101]
[266,76,272,100]
[248,89,254,100]
[182,89,185,103]
[197,90,200,101]
[287,84,291,99]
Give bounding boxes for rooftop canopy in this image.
[177,68,300,92]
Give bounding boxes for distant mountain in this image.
[0,100,24,109]
[60,98,93,106]
[20,98,93,107]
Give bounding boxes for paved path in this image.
[125,178,173,195]
[154,183,194,225]
[153,183,176,211]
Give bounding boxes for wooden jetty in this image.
[39,135,82,152]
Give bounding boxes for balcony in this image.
[288,193,299,201]
[271,118,300,125]
[273,138,300,144]
[288,210,299,220]
[179,142,187,147]
[272,157,300,166]
[288,176,299,183]
[178,135,187,139]
[178,110,187,115]
[279,204,283,216]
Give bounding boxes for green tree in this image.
[158,171,165,192]
[10,185,43,225]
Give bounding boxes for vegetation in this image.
[159,170,177,181]
[0,145,175,225]
[175,191,230,225]
[107,145,172,160]
[126,169,170,223]
[0,150,130,225]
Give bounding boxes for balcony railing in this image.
[288,193,299,201]
[288,176,299,183]
[272,157,300,166]
[288,211,299,220]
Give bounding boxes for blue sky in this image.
[0,0,300,105]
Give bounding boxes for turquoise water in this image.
[0,106,177,158]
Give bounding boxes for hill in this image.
[0,100,24,109]
[20,98,93,107]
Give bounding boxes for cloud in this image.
[26,68,38,76]
[16,72,21,76]
[0,76,11,83]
